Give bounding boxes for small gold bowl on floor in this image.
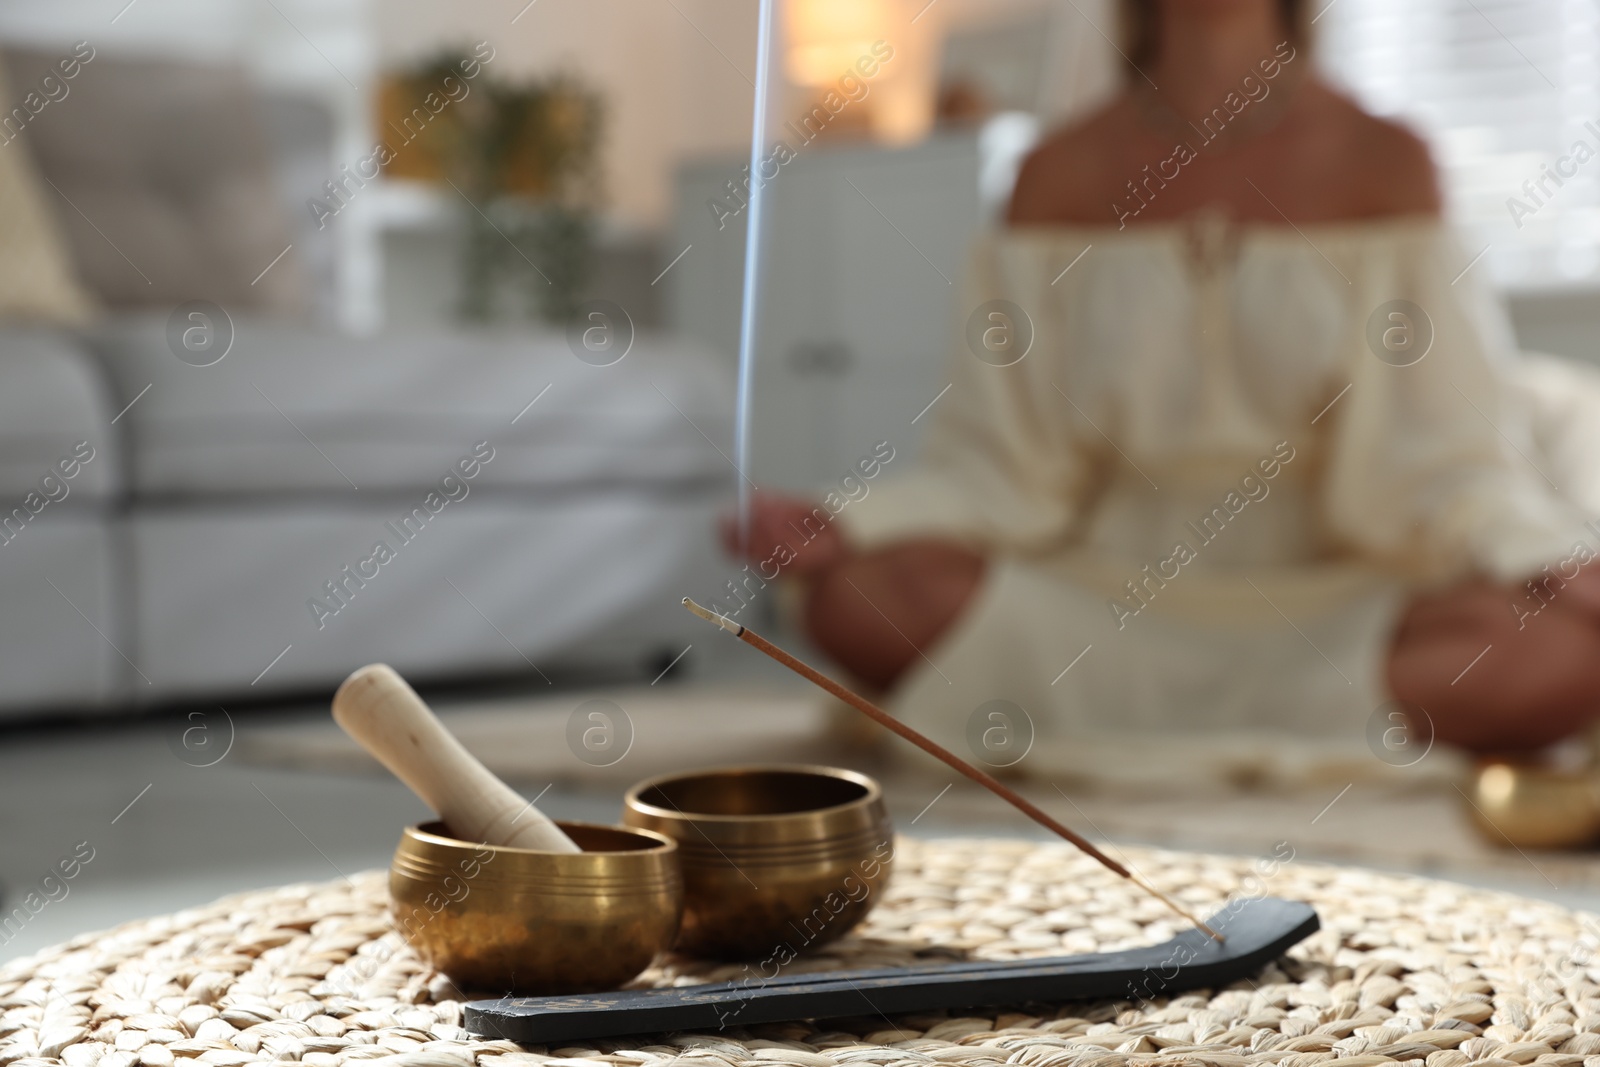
[389,820,681,994]
[1468,761,1600,850]
[621,764,894,960]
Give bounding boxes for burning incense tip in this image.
[682,597,744,636]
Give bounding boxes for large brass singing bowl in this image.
[389,820,681,994]
[622,765,894,960]
[1468,762,1600,850]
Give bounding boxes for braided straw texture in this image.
[5,837,1599,1067]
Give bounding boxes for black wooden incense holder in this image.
[464,896,1318,1044]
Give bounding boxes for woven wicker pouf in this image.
[4,837,1599,1067]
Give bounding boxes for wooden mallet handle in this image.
[332,664,579,853]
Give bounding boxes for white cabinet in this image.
[670,134,982,492]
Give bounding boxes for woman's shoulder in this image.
[1006,98,1134,227]
[1297,83,1442,219]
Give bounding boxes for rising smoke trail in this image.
[734,0,778,551]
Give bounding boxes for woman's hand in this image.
[718,492,849,576]
[1560,559,1600,615]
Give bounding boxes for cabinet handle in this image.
[787,340,854,376]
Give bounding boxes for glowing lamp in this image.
[785,0,892,86]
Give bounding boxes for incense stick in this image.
[682,597,1225,943]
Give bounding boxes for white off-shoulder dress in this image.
[837,216,1600,786]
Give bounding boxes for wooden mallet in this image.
[682,599,1223,941]
[332,663,579,853]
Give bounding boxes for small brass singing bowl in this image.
[621,764,894,960]
[389,820,681,994]
[1468,761,1600,850]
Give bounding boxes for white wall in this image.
[0,0,372,89]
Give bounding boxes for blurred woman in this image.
[728,0,1600,769]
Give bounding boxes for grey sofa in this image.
[0,50,734,715]
[0,315,732,713]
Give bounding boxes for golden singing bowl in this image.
[622,764,894,960]
[389,820,681,994]
[1467,762,1600,850]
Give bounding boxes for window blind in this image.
[1317,0,1600,289]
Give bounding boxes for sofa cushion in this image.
[1,48,307,317]
[0,54,95,325]
[0,327,120,500]
[125,495,725,700]
[83,313,735,497]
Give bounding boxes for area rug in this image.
[233,685,845,788]
[234,685,1467,794]
[231,685,1600,895]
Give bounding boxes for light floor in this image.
[4,651,1598,965]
